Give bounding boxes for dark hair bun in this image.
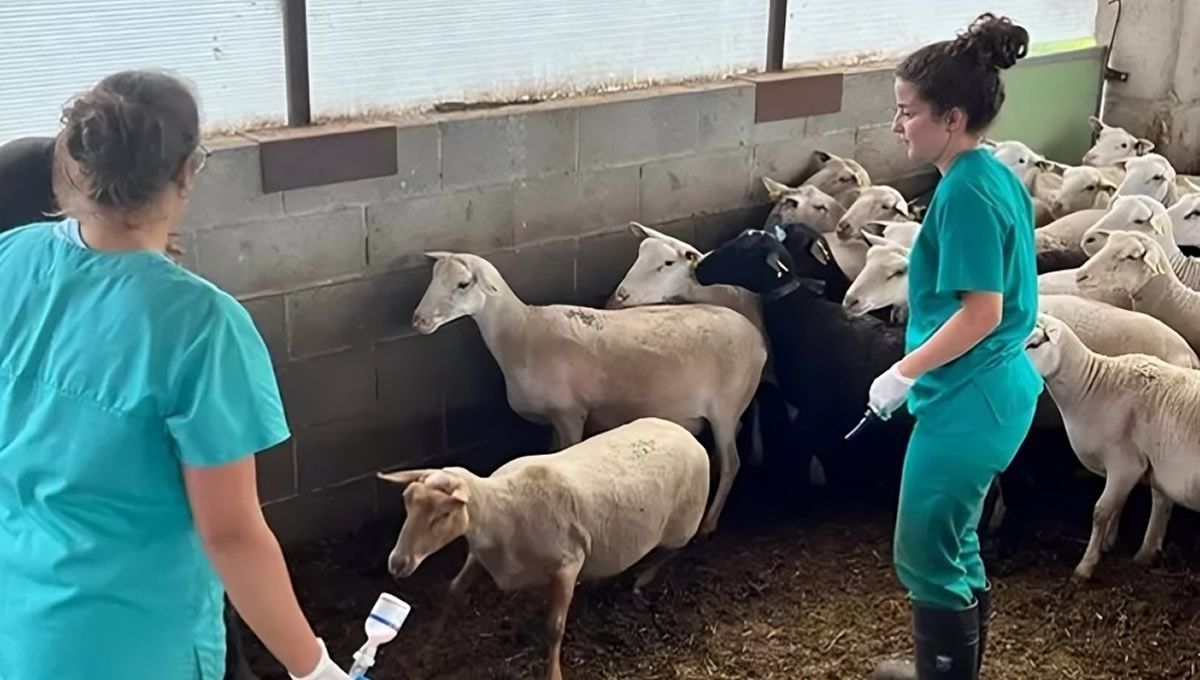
[956,12,1029,70]
[60,71,199,209]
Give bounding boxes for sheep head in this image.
[412,252,503,334]
[608,222,703,308]
[378,468,472,578]
[1075,230,1171,301]
[1080,195,1174,257]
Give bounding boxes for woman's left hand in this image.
[868,363,916,419]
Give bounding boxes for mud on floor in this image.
[245,462,1200,680]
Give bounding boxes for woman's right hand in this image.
[289,638,352,680]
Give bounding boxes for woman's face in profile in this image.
[891,78,949,165]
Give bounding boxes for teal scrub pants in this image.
[893,379,1037,610]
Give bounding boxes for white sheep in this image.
[834,185,911,242]
[1038,294,1198,369]
[1050,166,1118,217]
[1034,207,1107,273]
[412,251,766,534]
[1081,194,1200,290]
[987,139,1062,225]
[1083,116,1155,166]
[1114,153,1179,206]
[841,233,909,322]
[763,151,870,210]
[1025,314,1200,580]
[861,220,921,248]
[1037,269,1132,309]
[1168,192,1200,248]
[379,417,710,680]
[1075,231,1200,355]
[607,222,764,334]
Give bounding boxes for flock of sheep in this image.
[373,116,1200,680]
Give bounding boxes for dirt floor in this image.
[246,455,1200,680]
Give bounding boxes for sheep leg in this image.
[1134,486,1174,566]
[699,416,741,536]
[549,410,587,450]
[632,547,681,594]
[1074,463,1143,581]
[544,562,582,680]
[449,553,485,598]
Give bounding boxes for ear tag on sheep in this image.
[770,224,787,242]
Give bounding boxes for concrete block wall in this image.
[179,67,925,545]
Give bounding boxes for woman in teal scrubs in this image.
[0,71,350,680]
[865,14,1044,680]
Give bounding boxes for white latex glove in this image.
[868,363,916,420]
[289,639,352,680]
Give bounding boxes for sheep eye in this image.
[1120,143,1128,148]
[1085,185,1096,191]
[1186,211,1200,220]
[1152,175,1166,182]
[663,260,675,267]
[457,279,472,290]
[839,176,852,183]
[816,205,828,213]
[1133,218,1147,225]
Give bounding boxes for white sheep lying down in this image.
[1025,314,1200,581]
[412,251,766,535]
[379,417,710,680]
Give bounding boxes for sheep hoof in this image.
[1133,548,1160,566]
[697,519,718,537]
[1071,564,1095,582]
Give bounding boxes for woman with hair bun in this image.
[0,71,350,680]
[862,14,1042,680]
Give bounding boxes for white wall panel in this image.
[0,0,285,144]
[783,0,1097,67]
[307,0,769,118]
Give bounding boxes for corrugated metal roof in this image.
[306,0,770,118]
[784,0,1097,66]
[0,0,286,143]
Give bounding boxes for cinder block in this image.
[442,109,576,188]
[512,166,639,245]
[431,320,507,414]
[752,117,808,145]
[640,148,755,224]
[375,333,450,422]
[277,348,376,428]
[181,139,284,232]
[692,205,773,252]
[286,264,434,358]
[578,92,699,169]
[294,411,442,493]
[806,69,897,136]
[195,208,367,296]
[173,233,199,273]
[256,440,296,503]
[263,476,377,546]
[855,124,916,182]
[241,295,288,364]
[367,185,515,273]
[487,239,577,306]
[445,400,550,456]
[752,128,856,193]
[698,83,755,151]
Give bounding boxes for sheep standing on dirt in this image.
[1024,315,1200,580]
[412,251,766,534]
[1075,231,1200,355]
[379,417,710,680]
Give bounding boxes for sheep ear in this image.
[1088,116,1105,134]
[378,469,431,486]
[425,251,453,261]
[684,249,700,264]
[894,202,913,219]
[862,232,891,248]
[762,177,793,201]
[1150,210,1172,236]
[1045,321,1062,345]
[814,150,834,164]
[630,221,673,243]
[1135,138,1155,155]
[1099,179,1118,194]
[980,138,998,149]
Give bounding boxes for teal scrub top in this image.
[0,219,290,680]
[905,147,1044,421]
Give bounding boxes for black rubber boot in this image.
[872,601,980,680]
[974,583,991,674]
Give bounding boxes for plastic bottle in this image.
[347,593,411,679]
